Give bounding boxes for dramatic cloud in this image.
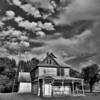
[21,4,41,18]
[6,10,15,19]
[0,47,9,57]
[12,0,21,6]
[14,16,23,22]
[27,0,51,9]
[20,41,30,47]
[11,0,41,18]
[0,21,4,27]
[18,20,37,32]
[43,22,55,31]
[1,0,100,70]
[1,10,15,22]
[36,31,46,38]
[2,28,22,37]
[15,17,55,33]
[50,0,100,25]
[19,35,28,41]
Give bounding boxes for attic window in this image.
[47,59,52,64]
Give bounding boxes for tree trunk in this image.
[90,83,93,93]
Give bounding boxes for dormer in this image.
[39,52,59,66]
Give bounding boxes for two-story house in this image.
[30,52,84,97]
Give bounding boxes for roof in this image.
[31,52,72,72]
[40,52,71,67]
[55,57,71,67]
[18,72,31,82]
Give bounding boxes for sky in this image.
[0,0,100,70]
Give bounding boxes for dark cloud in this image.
[29,41,45,48]
[0,0,100,70]
[0,0,9,15]
[54,20,93,38]
[49,0,100,25]
[65,52,97,69]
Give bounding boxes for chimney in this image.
[47,52,49,56]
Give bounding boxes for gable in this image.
[39,55,59,66]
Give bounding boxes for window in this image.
[43,69,46,74]
[57,68,60,76]
[47,59,52,64]
[61,68,64,76]
[57,68,64,76]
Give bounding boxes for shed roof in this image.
[18,72,31,82]
[55,57,71,67]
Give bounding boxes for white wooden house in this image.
[30,52,84,97]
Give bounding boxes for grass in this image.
[0,93,100,100]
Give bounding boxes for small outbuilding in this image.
[18,72,31,93]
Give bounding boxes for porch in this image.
[32,75,85,97]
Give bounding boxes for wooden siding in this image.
[39,67,70,77]
[39,67,57,76]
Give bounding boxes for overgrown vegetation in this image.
[81,64,100,92]
[0,57,39,93]
[0,56,100,93]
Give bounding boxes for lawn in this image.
[0,93,100,100]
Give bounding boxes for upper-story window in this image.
[57,68,60,76]
[61,68,64,76]
[47,59,52,64]
[57,68,64,76]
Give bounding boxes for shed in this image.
[18,72,31,93]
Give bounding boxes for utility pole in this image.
[12,51,21,92]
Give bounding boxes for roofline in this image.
[39,53,60,66]
[38,65,71,68]
[30,65,71,73]
[30,66,38,73]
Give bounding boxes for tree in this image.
[18,57,40,72]
[81,64,100,92]
[0,57,18,93]
[30,57,40,69]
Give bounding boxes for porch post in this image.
[82,80,85,96]
[38,79,40,96]
[43,78,45,96]
[62,80,64,95]
[72,81,75,96]
[52,79,54,96]
[76,83,78,95]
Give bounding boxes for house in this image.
[30,52,84,97]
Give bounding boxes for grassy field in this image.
[0,93,100,100]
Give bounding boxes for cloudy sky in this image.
[0,0,100,70]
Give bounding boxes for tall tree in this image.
[30,57,40,69]
[81,64,100,92]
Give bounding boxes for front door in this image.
[44,83,52,97]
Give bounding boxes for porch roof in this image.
[39,75,83,82]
